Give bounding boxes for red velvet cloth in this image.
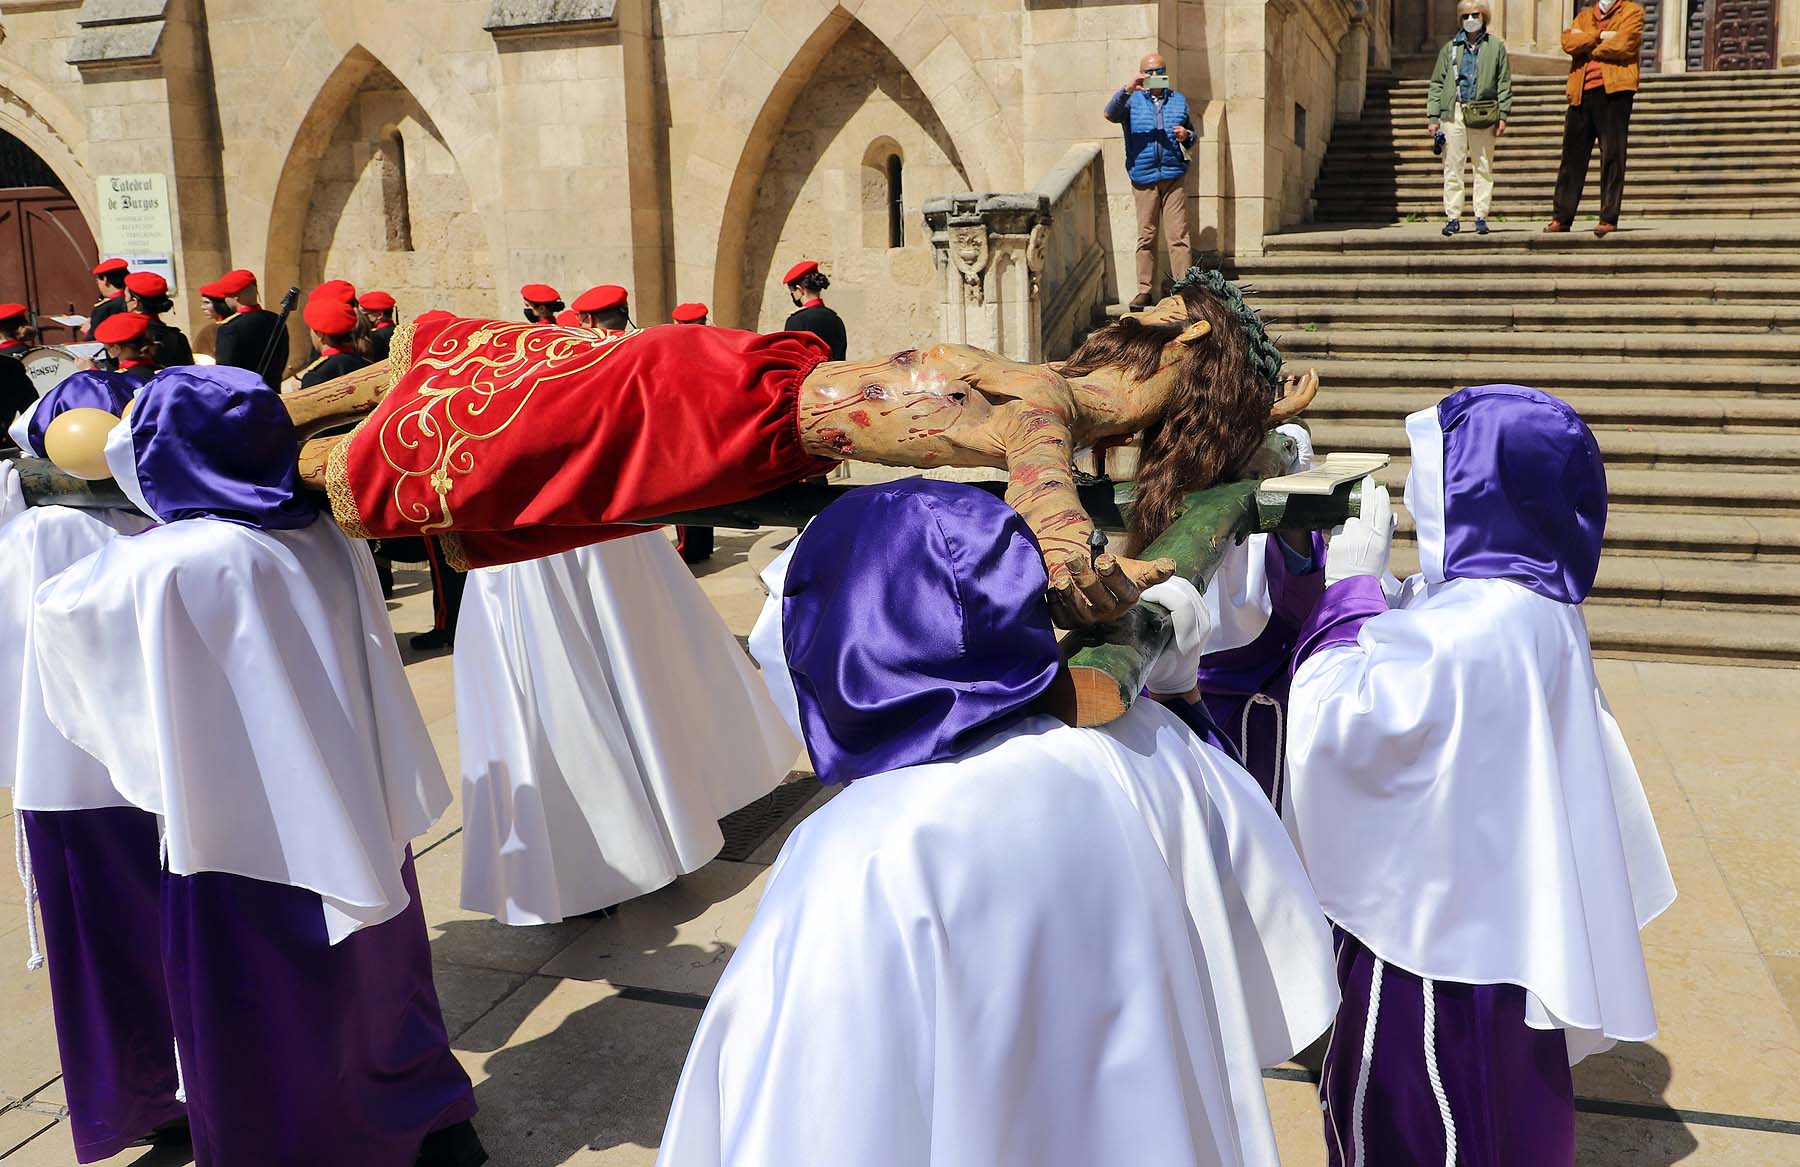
[330,318,833,567]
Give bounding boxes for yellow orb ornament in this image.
[43,407,122,481]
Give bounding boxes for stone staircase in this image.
[1224,70,1800,667]
[1315,71,1800,222]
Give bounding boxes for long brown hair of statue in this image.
[1062,286,1272,555]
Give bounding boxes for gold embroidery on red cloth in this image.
[368,321,637,533]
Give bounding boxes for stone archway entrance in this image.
[0,130,98,345]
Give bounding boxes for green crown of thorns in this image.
[1171,266,1284,397]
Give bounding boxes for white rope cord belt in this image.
[13,814,44,971]
[1241,692,1286,810]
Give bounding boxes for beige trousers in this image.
[1132,177,1192,296]
[1442,103,1496,221]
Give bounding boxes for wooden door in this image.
[1704,0,1780,69]
[0,187,98,345]
[1640,0,1663,72]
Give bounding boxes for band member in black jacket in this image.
[296,297,370,389]
[85,258,130,340]
[124,271,195,367]
[204,269,288,389]
[780,260,846,361]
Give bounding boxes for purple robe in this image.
[162,849,475,1165]
[1320,930,1574,1167]
[21,807,185,1163]
[1196,533,1325,806]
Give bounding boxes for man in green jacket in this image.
[1427,0,1513,237]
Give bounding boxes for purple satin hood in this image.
[781,480,1061,786]
[115,364,318,529]
[23,370,136,457]
[1409,384,1607,604]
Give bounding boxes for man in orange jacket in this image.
[1548,0,1643,237]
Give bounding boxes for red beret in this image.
[95,312,150,344]
[554,309,580,327]
[572,285,628,314]
[93,258,129,277]
[303,298,358,335]
[671,302,709,323]
[782,260,819,285]
[124,271,168,298]
[413,309,455,326]
[205,269,256,297]
[0,302,27,322]
[520,283,561,304]
[310,279,356,304]
[359,290,395,311]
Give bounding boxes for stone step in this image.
[1274,331,1800,366]
[1238,274,1800,302]
[1322,156,1800,182]
[1315,200,1800,221]
[1581,605,1800,667]
[1382,545,1800,615]
[1306,387,1799,433]
[1236,251,1800,277]
[1252,299,1800,332]
[1362,459,1800,514]
[1260,223,1800,252]
[1382,71,1795,93]
[1333,112,1800,138]
[1384,509,1800,563]
[1306,358,1800,394]
[1312,418,1800,471]
[1316,178,1800,203]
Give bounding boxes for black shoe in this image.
[417,1120,488,1167]
[1127,294,1153,310]
[139,1117,190,1147]
[1441,220,1460,237]
[410,627,455,652]
[1475,218,1489,235]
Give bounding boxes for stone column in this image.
[485,0,666,321]
[1336,7,1371,125]
[923,193,1050,363]
[65,0,228,335]
[1781,0,1800,67]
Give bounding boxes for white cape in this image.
[0,504,150,810]
[456,531,799,924]
[660,707,1330,1167]
[1286,575,1676,1062]
[34,515,451,942]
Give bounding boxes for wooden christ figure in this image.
[286,269,1311,628]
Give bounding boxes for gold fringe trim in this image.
[438,532,472,572]
[324,416,373,540]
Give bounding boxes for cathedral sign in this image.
[96,173,176,289]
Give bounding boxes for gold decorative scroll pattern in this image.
[371,322,638,533]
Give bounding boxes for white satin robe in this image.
[455,531,799,924]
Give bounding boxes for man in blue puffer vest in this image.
[1104,52,1196,309]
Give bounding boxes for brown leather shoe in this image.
[1543,219,1569,233]
[1593,222,1618,237]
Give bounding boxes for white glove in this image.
[0,461,23,528]
[1275,423,1316,473]
[1324,476,1395,586]
[1142,577,1215,695]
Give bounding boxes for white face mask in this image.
[1597,0,1618,11]
[1462,14,1484,33]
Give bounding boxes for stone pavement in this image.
[1,527,1797,1164]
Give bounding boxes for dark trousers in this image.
[676,525,714,563]
[422,536,467,633]
[1553,86,1633,226]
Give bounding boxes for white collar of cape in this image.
[1282,405,1676,1064]
[33,438,450,943]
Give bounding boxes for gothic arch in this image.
[693,0,1020,324]
[263,45,493,324]
[0,67,97,233]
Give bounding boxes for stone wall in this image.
[738,20,968,353]
[298,64,493,324]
